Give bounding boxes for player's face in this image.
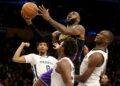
[94,31,108,44]
[37,42,48,53]
[66,11,79,23]
[101,75,109,84]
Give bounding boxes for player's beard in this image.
[67,18,77,25]
[94,40,103,45]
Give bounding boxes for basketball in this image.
[21,2,38,19]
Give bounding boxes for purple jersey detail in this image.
[39,69,53,86]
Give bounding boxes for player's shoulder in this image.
[58,57,71,68]
[59,57,71,63]
[28,53,41,58]
[48,56,56,58]
[90,49,107,56]
[75,25,85,33]
[29,53,38,56]
[48,56,58,61]
[78,25,85,30]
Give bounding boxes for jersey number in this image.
[46,65,51,71]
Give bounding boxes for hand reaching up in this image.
[37,5,51,21]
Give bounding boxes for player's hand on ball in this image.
[21,13,32,25]
[38,5,50,21]
[21,2,38,23]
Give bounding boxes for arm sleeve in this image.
[28,24,42,39]
[42,34,53,42]
[28,24,53,42]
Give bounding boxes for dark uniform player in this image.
[22,5,86,86]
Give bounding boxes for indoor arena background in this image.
[0,0,120,86]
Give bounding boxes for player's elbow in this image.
[12,57,19,63]
[12,57,17,62]
[12,56,26,63]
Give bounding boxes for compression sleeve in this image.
[28,24,53,42]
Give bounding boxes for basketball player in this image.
[50,37,78,86]
[37,5,85,56]
[12,41,58,83]
[22,6,86,86]
[75,30,114,86]
[33,43,88,86]
[38,4,86,73]
[23,5,85,61]
[38,7,86,85]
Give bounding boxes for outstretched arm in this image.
[38,5,85,36]
[22,14,42,39]
[12,42,30,63]
[22,14,57,42]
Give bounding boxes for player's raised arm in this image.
[38,5,84,36]
[12,42,30,63]
[22,13,42,39]
[22,12,59,42]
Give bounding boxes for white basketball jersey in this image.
[24,53,58,82]
[78,49,108,86]
[51,57,75,86]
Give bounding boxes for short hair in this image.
[36,41,49,48]
[62,37,78,57]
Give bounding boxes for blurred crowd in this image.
[0,34,34,86]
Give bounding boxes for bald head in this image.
[102,30,114,45]
[95,30,114,46]
[72,11,80,20]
